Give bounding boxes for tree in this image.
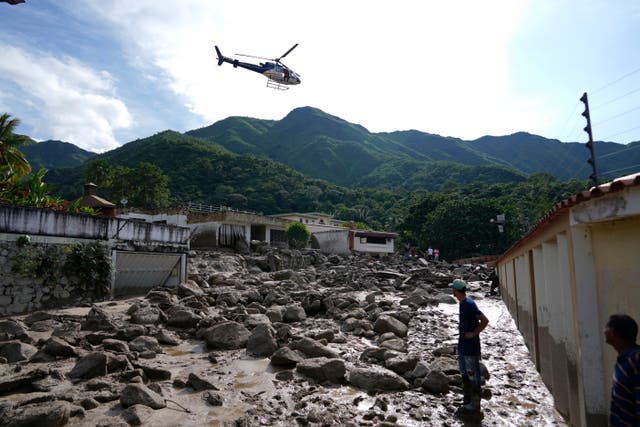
[286,221,310,249]
[84,159,113,187]
[110,162,170,210]
[0,113,31,178]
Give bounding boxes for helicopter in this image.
[214,44,301,90]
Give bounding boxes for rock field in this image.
[0,247,567,426]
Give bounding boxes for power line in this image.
[592,87,640,109]
[599,163,640,177]
[601,124,640,141]
[591,66,640,95]
[594,105,640,126]
[598,143,640,160]
[560,101,581,142]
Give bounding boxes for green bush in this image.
[286,222,310,249]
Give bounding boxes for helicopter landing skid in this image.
[266,78,289,90]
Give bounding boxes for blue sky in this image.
[1,0,639,153]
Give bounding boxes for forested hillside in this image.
[24,106,627,258]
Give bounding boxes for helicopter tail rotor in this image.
[214,46,224,66]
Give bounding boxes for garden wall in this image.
[0,238,111,316]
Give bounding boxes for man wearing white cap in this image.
[450,278,489,414]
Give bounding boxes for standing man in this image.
[604,313,640,426]
[450,279,489,414]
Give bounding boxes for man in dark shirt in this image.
[604,313,640,426]
[450,279,489,414]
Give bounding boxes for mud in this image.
[0,249,568,426]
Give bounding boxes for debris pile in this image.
[0,248,566,426]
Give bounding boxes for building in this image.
[494,172,640,426]
[269,212,344,233]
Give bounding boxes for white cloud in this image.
[74,0,540,139]
[0,44,131,152]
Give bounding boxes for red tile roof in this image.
[499,172,640,260]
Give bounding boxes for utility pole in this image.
[580,92,599,186]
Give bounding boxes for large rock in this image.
[164,306,203,328]
[0,319,29,339]
[0,341,37,362]
[52,322,82,345]
[296,357,346,384]
[120,383,166,409]
[177,280,204,297]
[82,306,117,331]
[121,404,155,426]
[128,336,162,354]
[41,336,77,358]
[202,322,250,350]
[187,372,218,391]
[291,337,340,359]
[69,352,107,380]
[373,315,408,338]
[129,305,163,325]
[421,369,450,394]
[270,346,305,367]
[4,401,71,427]
[348,365,409,392]
[283,303,307,323]
[246,323,278,357]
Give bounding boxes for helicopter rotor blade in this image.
[276,43,298,61]
[235,53,272,61]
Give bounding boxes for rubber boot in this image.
[460,377,472,406]
[462,385,481,413]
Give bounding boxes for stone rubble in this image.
[0,247,567,426]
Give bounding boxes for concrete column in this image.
[533,245,552,386]
[244,224,251,246]
[542,238,571,419]
[571,224,607,426]
[265,226,271,245]
[557,232,581,424]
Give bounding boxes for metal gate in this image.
[112,251,185,296]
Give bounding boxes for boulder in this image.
[296,357,346,384]
[348,365,409,392]
[4,401,70,427]
[270,346,305,367]
[283,303,307,323]
[202,322,250,350]
[82,306,117,331]
[421,369,450,394]
[120,383,166,409]
[246,323,278,357]
[291,337,339,359]
[373,315,408,338]
[0,341,37,362]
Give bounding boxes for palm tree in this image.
[0,113,31,178]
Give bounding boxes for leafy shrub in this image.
[0,167,95,214]
[286,221,310,249]
[64,242,112,297]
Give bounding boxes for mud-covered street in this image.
[0,248,567,426]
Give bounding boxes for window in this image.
[366,236,387,245]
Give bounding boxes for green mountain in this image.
[21,139,96,170]
[187,106,639,186]
[40,106,640,214]
[45,131,407,225]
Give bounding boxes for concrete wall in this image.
[496,181,640,426]
[352,235,395,254]
[312,230,350,255]
[0,205,189,245]
[0,205,190,316]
